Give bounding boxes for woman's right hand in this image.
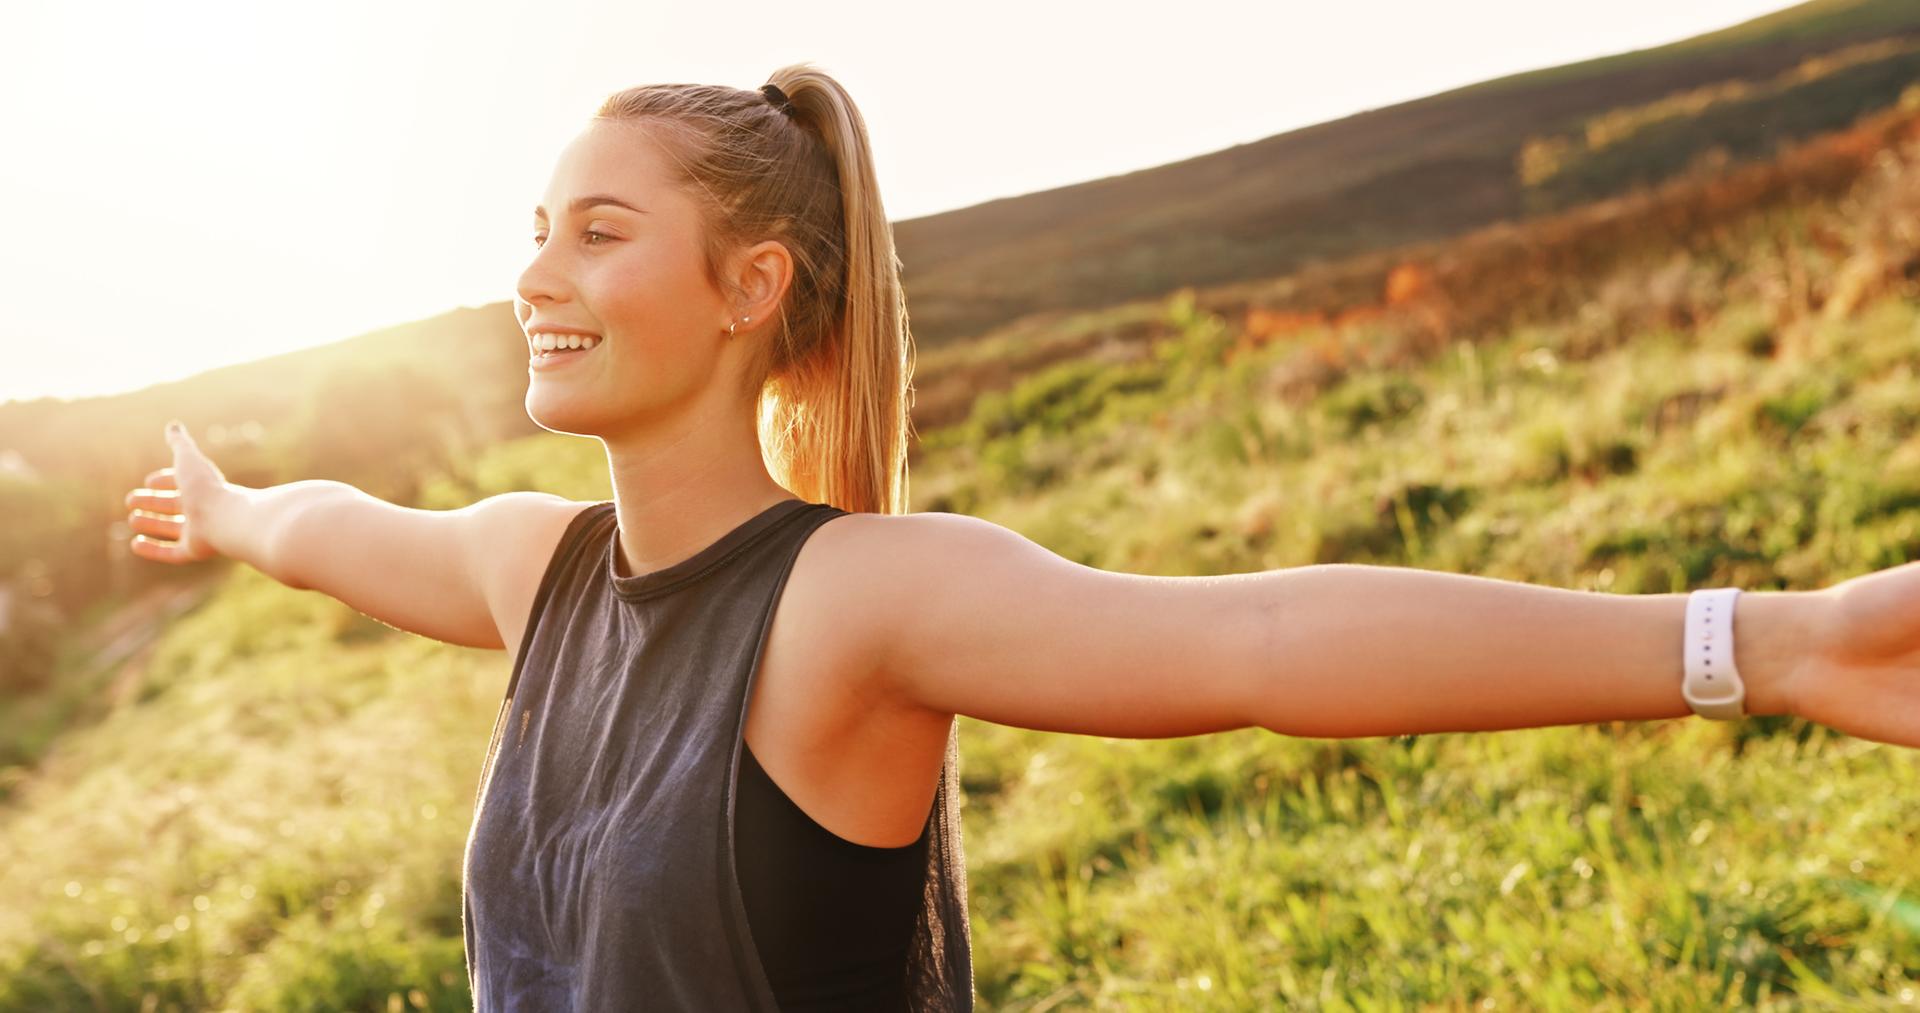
[124,421,231,564]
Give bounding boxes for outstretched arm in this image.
[835,512,1912,747]
[124,422,589,653]
[1203,562,1812,736]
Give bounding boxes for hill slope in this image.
[891,0,1920,343]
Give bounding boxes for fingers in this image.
[125,488,183,513]
[132,432,195,566]
[127,511,184,542]
[129,533,187,564]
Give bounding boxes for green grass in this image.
[924,289,1920,1006]
[0,571,491,1010]
[955,718,1918,1009]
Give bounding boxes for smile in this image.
[528,333,601,355]
[529,337,601,371]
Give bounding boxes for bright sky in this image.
[2,0,1803,406]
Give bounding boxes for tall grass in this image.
[932,288,1919,1006]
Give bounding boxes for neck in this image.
[598,395,794,579]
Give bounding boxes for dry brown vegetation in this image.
[907,90,1920,444]
[891,0,1920,345]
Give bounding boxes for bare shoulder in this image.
[462,492,604,660]
[784,509,1048,707]
[804,508,1267,737]
[797,509,1026,594]
[808,508,1023,568]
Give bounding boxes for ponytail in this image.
[595,63,914,515]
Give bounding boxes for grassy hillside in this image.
[3,97,1918,1011]
[908,112,1920,1007]
[0,444,617,1012]
[890,0,1920,344]
[0,303,535,704]
[903,86,1920,447]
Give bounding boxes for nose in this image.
[515,243,569,316]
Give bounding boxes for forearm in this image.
[207,479,362,589]
[1255,563,1823,739]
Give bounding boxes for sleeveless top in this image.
[461,497,975,1011]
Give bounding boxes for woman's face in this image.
[515,119,733,438]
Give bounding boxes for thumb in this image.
[164,420,227,489]
[166,420,197,455]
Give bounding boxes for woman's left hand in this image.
[1783,559,1920,748]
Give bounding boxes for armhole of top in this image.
[502,500,611,701]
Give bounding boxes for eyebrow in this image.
[533,194,648,219]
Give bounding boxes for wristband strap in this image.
[1682,587,1746,720]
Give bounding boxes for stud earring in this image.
[727,314,751,338]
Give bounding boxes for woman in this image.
[124,62,1919,1011]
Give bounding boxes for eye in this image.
[531,230,615,248]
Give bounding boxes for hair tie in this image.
[760,83,795,116]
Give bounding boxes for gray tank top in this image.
[461,497,974,1010]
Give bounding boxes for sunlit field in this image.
[4,15,1920,1011]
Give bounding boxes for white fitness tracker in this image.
[1682,587,1746,720]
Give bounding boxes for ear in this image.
[725,239,795,333]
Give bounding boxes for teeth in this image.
[530,334,600,355]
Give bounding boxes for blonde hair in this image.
[594,63,914,516]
